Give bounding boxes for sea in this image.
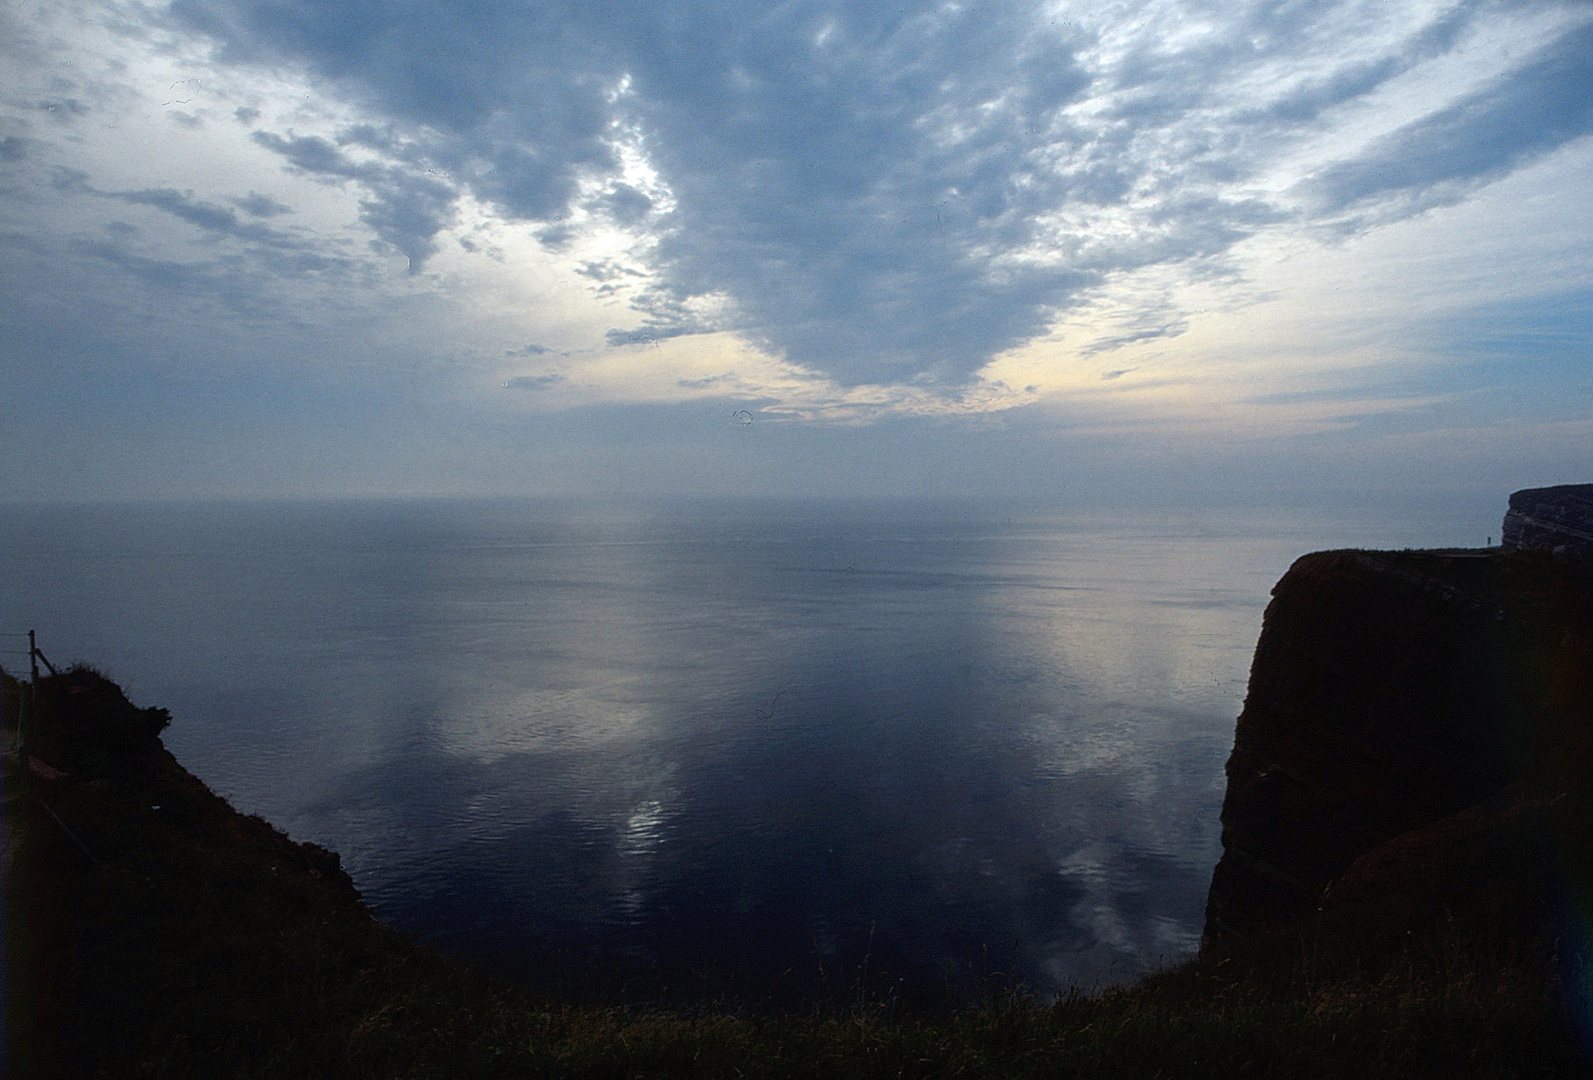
[0,495,1499,1005]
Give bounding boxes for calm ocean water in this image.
[0,496,1496,1003]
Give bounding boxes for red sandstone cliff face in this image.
[1203,549,1593,944]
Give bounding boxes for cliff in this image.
[6,667,358,895]
[1502,482,1593,555]
[4,667,379,1077]
[1204,545,1593,943]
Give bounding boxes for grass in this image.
[5,666,1589,1078]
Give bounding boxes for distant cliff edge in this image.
[1204,487,1593,944]
[1503,483,1593,555]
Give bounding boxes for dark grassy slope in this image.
[6,549,1592,1078]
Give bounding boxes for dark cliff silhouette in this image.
[1206,487,1593,944]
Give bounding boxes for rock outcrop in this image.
[7,665,359,902]
[1203,543,1593,944]
[1502,483,1593,555]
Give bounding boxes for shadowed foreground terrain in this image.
[6,546,1593,1077]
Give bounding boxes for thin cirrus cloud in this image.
[5,0,1588,404]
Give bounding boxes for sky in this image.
[2,0,1591,504]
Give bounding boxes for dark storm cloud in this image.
[167,0,1587,384]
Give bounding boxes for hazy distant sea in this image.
[0,496,1497,1002]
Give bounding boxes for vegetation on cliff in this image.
[6,545,1591,1077]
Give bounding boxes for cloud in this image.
[533,222,577,251]
[1079,318,1189,358]
[1302,20,1593,221]
[249,130,457,264]
[111,188,332,274]
[119,187,244,233]
[503,373,565,389]
[575,259,646,285]
[604,284,724,347]
[234,191,291,217]
[593,183,653,227]
[36,98,90,123]
[66,238,268,313]
[50,167,93,194]
[605,324,699,348]
[172,0,619,223]
[24,179,352,313]
[677,374,727,389]
[134,0,1593,390]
